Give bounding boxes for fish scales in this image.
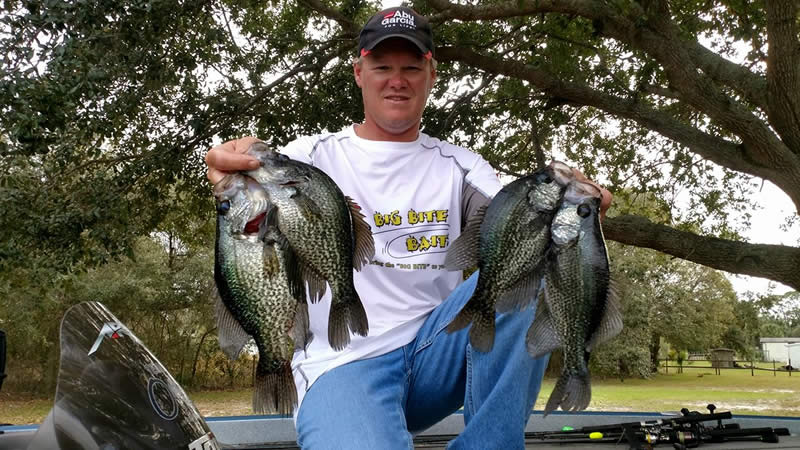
[445,168,564,352]
[246,143,374,351]
[533,180,621,415]
[214,174,303,415]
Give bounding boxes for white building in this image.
[760,337,800,364]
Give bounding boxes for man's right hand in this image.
[205,136,263,185]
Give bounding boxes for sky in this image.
[726,181,797,297]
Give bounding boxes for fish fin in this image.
[261,240,280,276]
[525,299,562,358]
[445,307,473,333]
[468,314,495,353]
[291,302,313,352]
[495,265,545,313]
[444,206,485,271]
[256,202,279,241]
[346,196,375,271]
[260,214,288,277]
[586,278,624,352]
[544,370,591,416]
[446,297,495,352]
[214,294,251,360]
[253,359,297,415]
[272,230,305,303]
[301,263,328,303]
[327,288,369,351]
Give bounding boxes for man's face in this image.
[354,38,436,140]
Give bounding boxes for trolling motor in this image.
[0,330,6,392]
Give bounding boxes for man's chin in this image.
[377,120,418,136]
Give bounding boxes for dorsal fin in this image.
[495,265,545,313]
[525,296,562,358]
[214,294,251,360]
[346,196,375,271]
[586,278,623,351]
[302,262,328,303]
[444,205,486,270]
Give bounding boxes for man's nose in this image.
[387,72,408,89]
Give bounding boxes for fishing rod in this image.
[528,404,790,449]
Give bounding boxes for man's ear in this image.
[354,61,363,88]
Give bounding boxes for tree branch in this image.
[765,0,800,152]
[603,215,800,291]
[685,41,768,111]
[426,0,800,213]
[426,0,605,23]
[297,0,359,36]
[427,0,777,159]
[435,46,755,174]
[434,73,496,136]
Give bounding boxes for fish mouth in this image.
[243,212,266,234]
[549,161,575,186]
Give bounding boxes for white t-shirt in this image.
[282,125,502,412]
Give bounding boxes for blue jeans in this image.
[295,272,550,449]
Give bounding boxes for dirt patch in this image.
[194,399,255,418]
[691,401,800,413]
[705,388,798,394]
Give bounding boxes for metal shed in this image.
[760,337,800,363]
[710,348,736,368]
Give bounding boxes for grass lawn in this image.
[2,368,798,425]
[536,366,800,416]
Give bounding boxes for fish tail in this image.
[446,297,496,352]
[544,369,591,416]
[253,359,297,415]
[327,285,369,351]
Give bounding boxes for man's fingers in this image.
[205,137,263,185]
[228,136,263,154]
[207,167,229,185]
[205,149,260,172]
[599,189,612,214]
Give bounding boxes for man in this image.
[206,7,611,449]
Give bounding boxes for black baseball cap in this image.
[358,7,434,59]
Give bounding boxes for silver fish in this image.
[213,173,307,415]
[245,142,375,351]
[527,180,622,416]
[444,164,568,352]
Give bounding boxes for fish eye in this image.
[217,200,230,215]
[577,204,592,218]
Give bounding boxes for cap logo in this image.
[381,9,416,29]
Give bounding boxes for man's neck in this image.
[354,123,420,142]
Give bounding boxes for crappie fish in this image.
[444,163,572,352]
[245,142,375,351]
[213,173,307,415]
[527,180,622,416]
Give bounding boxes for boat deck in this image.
[3,411,799,449]
[205,410,800,449]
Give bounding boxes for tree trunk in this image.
[190,328,215,386]
[649,333,662,373]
